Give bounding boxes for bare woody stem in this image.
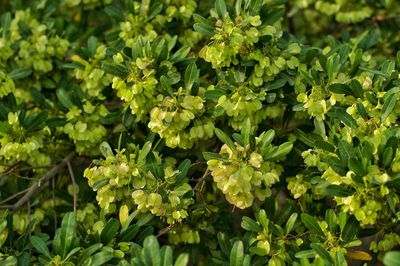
[9,152,75,213]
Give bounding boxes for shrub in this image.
[0,0,400,265]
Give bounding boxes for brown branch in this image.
[8,152,76,213]
[67,161,77,215]
[156,223,178,238]
[0,161,22,177]
[0,187,30,205]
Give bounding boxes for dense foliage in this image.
[0,0,400,265]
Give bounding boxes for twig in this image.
[0,161,22,177]
[67,161,77,215]
[0,187,31,205]
[8,152,75,213]
[52,175,57,230]
[156,223,178,237]
[193,169,210,192]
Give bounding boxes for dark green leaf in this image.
[30,236,51,259]
[184,62,199,93]
[310,243,333,265]
[325,185,354,197]
[101,63,129,78]
[300,213,324,236]
[381,92,397,122]
[56,88,73,109]
[341,216,359,242]
[118,224,139,242]
[214,128,234,149]
[202,152,222,160]
[193,23,215,36]
[176,159,191,182]
[53,212,77,259]
[100,218,120,245]
[241,217,262,232]
[8,68,32,80]
[170,46,191,63]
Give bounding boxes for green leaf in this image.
[341,216,359,242]
[0,121,10,134]
[174,253,189,266]
[241,217,262,232]
[90,250,113,266]
[118,224,139,242]
[325,209,337,233]
[8,68,32,80]
[381,92,398,122]
[99,142,113,158]
[161,246,173,266]
[138,141,152,165]
[101,63,129,78]
[264,142,293,161]
[184,62,199,93]
[241,118,251,145]
[310,243,333,265]
[136,213,153,227]
[56,88,73,109]
[170,46,191,63]
[100,218,120,245]
[92,179,109,190]
[205,89,226,101]
[325,185,354,197]
[328,107,357,128]
[349,79,364,98]
[383,251,400,266]
[202,152,222,160]
[214,128,235,149]
[30,236,51,259]
[176,159,191,182]
[142,235,161,266]
[87,36,97,58]
[53,212,77,259]
[78,243,102,265]
[160,75,173,97]
[295,250,317,258]
[294,129,335,152]
[257,210,269,229]
[348,157,366,177]
[300,213,324,236]
[193,23,215,36]
[230,240,244,266]
[285,213,298,235]
[25,111,48,132]
[215,0,227,19]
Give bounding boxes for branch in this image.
[9,152,75,213]
[156,223,178,238]
[67,161,77,214]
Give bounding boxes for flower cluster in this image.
[84,143,194,224]
[149,91,214,148]
[207,129,292,209]
[63,101,108,155]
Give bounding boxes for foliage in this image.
[0,0,400,265]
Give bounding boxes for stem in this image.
[8,152,76,213]
[67,161,77,215]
